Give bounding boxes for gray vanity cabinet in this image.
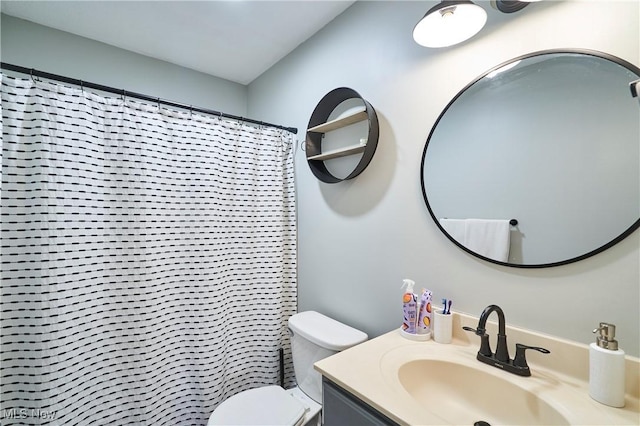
[322,377,398,426]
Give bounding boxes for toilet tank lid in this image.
[288,311,368,351]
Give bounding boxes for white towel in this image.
[439,219,466,243]
[464,219,511,262]
[439,218,511,262]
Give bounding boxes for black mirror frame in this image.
[420,48,640,268]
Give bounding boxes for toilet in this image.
[207,311,368,426]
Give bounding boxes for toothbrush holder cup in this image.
[433,309,453,344]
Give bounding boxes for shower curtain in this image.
[0,74,297,425]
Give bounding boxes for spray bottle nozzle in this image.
[402,278,415,293]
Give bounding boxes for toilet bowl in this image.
[206,385,311,426]
[207,311,367,426]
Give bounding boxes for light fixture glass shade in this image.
[413,0,487,48]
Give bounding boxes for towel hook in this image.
[509,219,518,226]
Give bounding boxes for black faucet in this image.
[463,304,550,377]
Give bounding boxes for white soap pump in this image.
[589,322,625,407]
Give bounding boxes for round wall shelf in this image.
[305,87,379,183]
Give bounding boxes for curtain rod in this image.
[0,62,298,135]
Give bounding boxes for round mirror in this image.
[421,49,640,268]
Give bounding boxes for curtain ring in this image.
[80,80,84,93]
[30,68,36,82]
[189,105,193,118]
[121,89,126,101]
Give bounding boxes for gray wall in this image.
[0,14,247,116]
[1,3,638,357]
[248,1,640,356]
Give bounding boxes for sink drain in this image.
[474,422,491,426]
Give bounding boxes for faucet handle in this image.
[513,343,551,369]
[463,326,492,357]
[462,326,486,336]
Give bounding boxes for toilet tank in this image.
[288,311,368,403]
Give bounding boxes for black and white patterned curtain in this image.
[1,74,297,425]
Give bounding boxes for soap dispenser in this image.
[589,322,625,407]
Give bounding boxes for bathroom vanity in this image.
[322,377,397,426]
[315,312,640,425]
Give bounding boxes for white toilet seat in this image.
[207,385,306,426]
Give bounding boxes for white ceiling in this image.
[0,0,356,85]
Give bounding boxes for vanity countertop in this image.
[314,312,639,425]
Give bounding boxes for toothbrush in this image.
[446,299,452,315]
[442,298,447,314]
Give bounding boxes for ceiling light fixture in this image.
[492,0,534,14]
[413,0,487,48]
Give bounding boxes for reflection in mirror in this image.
[421,50,640,267]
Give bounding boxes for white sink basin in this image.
[316,315,639,426]
[397,359,570,425]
